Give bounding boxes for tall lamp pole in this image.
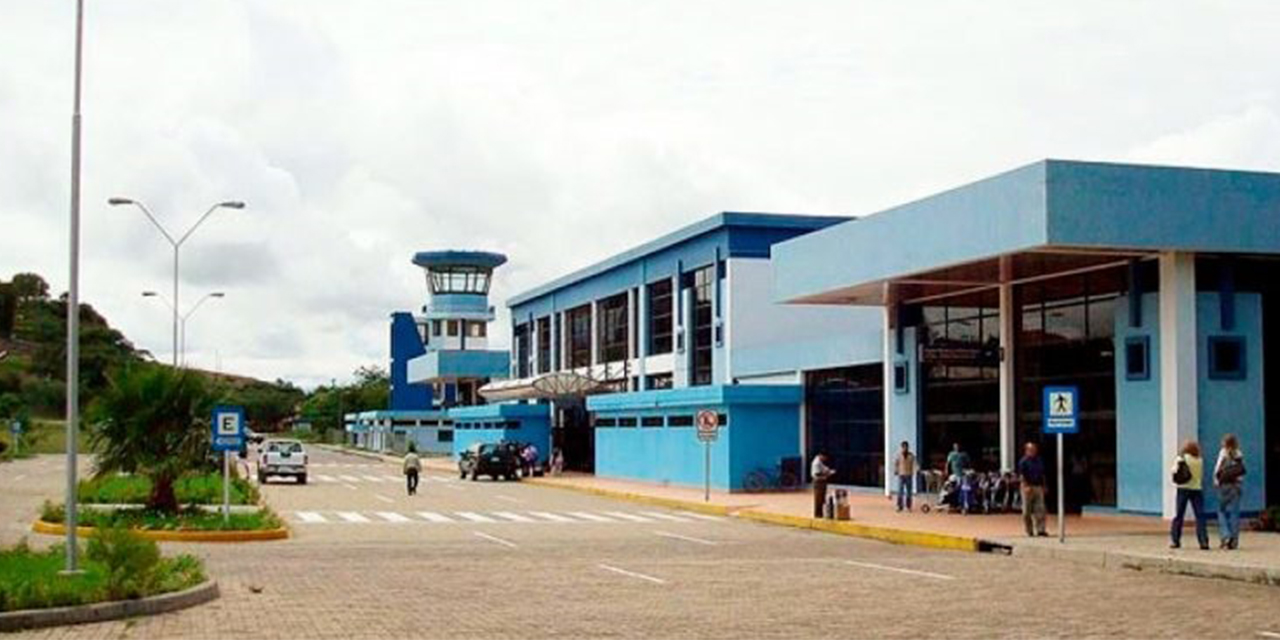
[141,291,225,366]
[63,0,86,574]
[109,198,244,367]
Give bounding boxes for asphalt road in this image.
[4,447,1280,639]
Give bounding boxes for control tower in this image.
[390,251,511,411]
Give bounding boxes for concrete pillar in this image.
[1159,252,1198,519]
[998,279,1017,472]
[637,282,648,384]
[590,301,599,369]
[882,306,895,496]
[549,311,559,373]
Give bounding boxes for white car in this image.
[258,439,308,484]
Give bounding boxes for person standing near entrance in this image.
[811,452,835,518]
[1017,442,1048,537]
[894,441,916,512]
[403,442,422,496]
[1213,434,1246,550]
[1170,440,1209,550]
[945,442,969,480]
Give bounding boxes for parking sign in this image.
[211,405,246,451]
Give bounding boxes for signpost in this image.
[695,409,719,502]
[9,419,21,456]
[211,405,246,523]
[1042,386,1079,543]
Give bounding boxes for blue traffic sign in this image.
[211,405,246,451]
[8,420,20,435]
[1042,386,1079,434]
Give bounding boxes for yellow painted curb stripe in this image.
[521,479,979,552]
[32,519,290,543]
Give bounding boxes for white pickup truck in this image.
[258,439,309,484]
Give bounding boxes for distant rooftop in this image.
[412,250,508,271]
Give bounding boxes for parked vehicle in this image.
[258,438,308,484]
[458,442,521,481]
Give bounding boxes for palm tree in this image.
[88,363,215,512]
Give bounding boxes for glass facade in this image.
[536,317,551,374]
[689,265,715,386]
[918,300,1001,473]
[513,323,531,378]
[598,293,629,363]
[805,365,884,487]
[567,305,592,369]
[427,266,491,295]
[647,279,673,355]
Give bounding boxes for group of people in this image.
[400,442,567,496]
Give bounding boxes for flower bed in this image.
[41,502,282,532]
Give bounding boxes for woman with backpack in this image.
[1214,433,1246,550]
[1169,440,1209,550]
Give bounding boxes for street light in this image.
[141,291,226,366]
[110,198,245,367]
[63,0,86,574]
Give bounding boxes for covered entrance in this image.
[480,371,606,473]
[805,364,884,487]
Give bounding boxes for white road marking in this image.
[443,484,464,491]
[491,511,536,523]
[296,511,327,523]
[566,511,618,523]
[675,511,724,522]
[416,511,455,523]
[316,474,336,482]
[455,511,498,523]
[1256,632,1280,639]
[361,475,386,483]
[597,564,667,585]
[375,511,412,523]
[495,495,521,503]
[843,560,955,581]
[527,511,576,523]
[473,531,518,548]
[337,511,371,523]
[637,511,693,522]
[382,476,402,482]
[602,511,656,523]
[343,483,359,491]
[374,494,395,504]
[339,475,362,483]
[653,530,718,546]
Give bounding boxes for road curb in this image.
[1007,541,1280,586]
[521,478,980,550]
[0,580,219,632]
[32,519,290,543]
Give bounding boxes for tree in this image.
[9,273,49,301]
[0,282,15,339]
[87,364,215,512]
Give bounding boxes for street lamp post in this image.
[109,198,244,367]
[141,291,225,366]
[63,0,86,574]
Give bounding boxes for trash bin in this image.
[834,489,851,521]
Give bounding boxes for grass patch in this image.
[0,535,204,612]
[41,502,283,532]
[0,420,94,461]
[78,473,259,506]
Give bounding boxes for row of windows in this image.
[427,268,491,295]
[594,413,726,428]
[454,420,522,430]
[427,319,487,339]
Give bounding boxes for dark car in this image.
[458,442,521,481]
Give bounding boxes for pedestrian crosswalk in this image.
[311,474,458,485]
[310,463,386,468]
[287,509,724,525]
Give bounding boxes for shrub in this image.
[85,526,160,600]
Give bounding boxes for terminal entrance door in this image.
[918,298,1001,474]
[805,365,884,487]
[553,400,594,473]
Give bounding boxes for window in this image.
[567,305,592,369]
[536,317,551,373]
[447,320,459,337]
[426,266,491,295]
[432,320,442,336]
[617,417,638,427]
[893,361,910,394]
[468,321,486,338]
[514,323,531,378]
[598,293,629,363]
[595,417,617,427]
[641,416,664,427]
[647,279,673,355]
[1208,336,1246,380]
[667,415,694,427]
[438,430,454,443]
[1124,336,1150,381]
[645,373,673,390]
[688,265,715,386]
[554,314,563,370]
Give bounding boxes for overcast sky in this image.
[2,1,1279,388]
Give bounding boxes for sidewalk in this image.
[522,472,1280,586]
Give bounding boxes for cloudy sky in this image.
[2,1,1278,388]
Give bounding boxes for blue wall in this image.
[1115,293,1163,514]
[389,312,431,411]
[448,404,552,464]
[589,385,802,491]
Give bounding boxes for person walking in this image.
[1017,442,1048,537]
[550,447,565,476]
[1213,434,1246,550]
[1170,440,1209,550]
[403,442,422,496]
[811,452,835,518]
[894,441,916,512]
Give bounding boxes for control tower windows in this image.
[427,266,492,295]
[447,320,460,337]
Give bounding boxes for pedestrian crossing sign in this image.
[1042,386,1079,434]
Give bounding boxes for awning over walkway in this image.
[772,160,1280,306]
[479,372,605,402]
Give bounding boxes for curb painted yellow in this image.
[32,519,290,543]
[522,479,980,551]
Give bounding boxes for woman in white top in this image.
[1213,433,1245,550]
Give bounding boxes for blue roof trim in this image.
[448,403,552,421]
[508,212,849,307]
[586,384,802,412]
[412,250,508,270]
